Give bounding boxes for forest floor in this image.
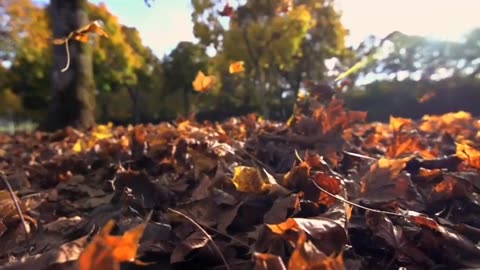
[1,93,480,270]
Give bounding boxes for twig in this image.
[310,176,405,217]
[234,145,274,173]
[343,150,378,161]
[0,172,30,237]
[168,208,231,270]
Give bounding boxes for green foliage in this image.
[191,0,349,117]
[163,42,210,115]
[0,0,52,119]
[345,78,480,122]
[0,0,166,123]
[87,3,144,92]
[0,89,23,115]
[349,29,480,83]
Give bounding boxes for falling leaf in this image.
[218,3,234,17]
[52,20,109,45]
[229,61,245,74]
[52,20,109,72]
[418,92,436,103]
[192,71,216,92]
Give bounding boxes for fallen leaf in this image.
[77,217,148,270]
[288,231,345,270]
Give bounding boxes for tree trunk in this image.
[127,87,142,124]
[40,0,95,131]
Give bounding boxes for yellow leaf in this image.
[72,139,84,153]
[93,123,113,140]
[456,142,480,169]
[389,116,413,132]
[192,71,216,92]
[231,166,267,193]
[229,61,245,74]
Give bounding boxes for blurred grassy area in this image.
[0,121,37,134]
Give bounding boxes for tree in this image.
[0,0,51,119]
[1,0,166,125]
[163,42,209,115]
[191,0,348,117]
[40,0,96,131]
[348,28,480,85]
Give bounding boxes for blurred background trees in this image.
[0,0,479,130]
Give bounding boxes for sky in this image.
[40,0,480,57]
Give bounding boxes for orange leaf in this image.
[52,38,67,45]
[289,231,345,270]
[456,142,480,169]
[314,172,342,207]
[74,33,91,43]
[78,219,148,270]
[192,71,216,92]
[389,116,413,132]
[53,20,109,45]
[229,61,245,74]
[77,20,109,38]
[418,91,436,103]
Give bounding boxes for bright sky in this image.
[40,0,480,57]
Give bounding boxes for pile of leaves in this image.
[2,88,480,270]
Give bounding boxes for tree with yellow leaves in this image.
[191,0,349,118]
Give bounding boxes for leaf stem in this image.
[0,172,30,238]
[61,38,70,72]
[168,208,231,270]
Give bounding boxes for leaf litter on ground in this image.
[2,88,480,269]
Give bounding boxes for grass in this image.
[0,120,37,134]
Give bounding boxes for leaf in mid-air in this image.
[52,20,109,72]
[192,71,216,92]
[52,20,109,45]
[229,61,245,74]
